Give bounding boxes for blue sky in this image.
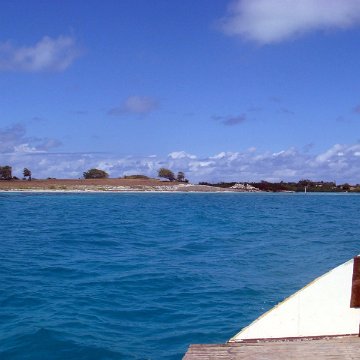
[2,0,360,183]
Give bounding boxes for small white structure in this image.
[230,183,260,192]
[230,257,360,342]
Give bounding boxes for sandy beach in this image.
[0,178,247,192]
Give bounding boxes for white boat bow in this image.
[230,256,360,342]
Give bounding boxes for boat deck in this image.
[183,336,360,359]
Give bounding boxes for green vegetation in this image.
[123,175,150,180]
[158,168,175,181]
[0,166,12,180]
[23,168,32,181]
[157,168,188,182]
[83,168,109,179]
[1,162,359,193]
[199,179,360,192]
[177,171,188,182]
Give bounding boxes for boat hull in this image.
[230,257,360,342]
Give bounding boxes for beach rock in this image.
[230,183,260,192]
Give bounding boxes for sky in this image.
[2,0,360,183]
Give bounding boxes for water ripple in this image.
[1,193,360,359]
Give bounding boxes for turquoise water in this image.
[1,192,359,359]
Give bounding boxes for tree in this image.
[83,168,109,179]
[298,179,312,192]
[0,166,12,180]
[298,179,312,187]
[158,167,175,181]
[176,171,185,182]
[23,168,32,181]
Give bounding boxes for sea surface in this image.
[1,192,359,359]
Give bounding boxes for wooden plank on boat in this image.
[183,336,360,359]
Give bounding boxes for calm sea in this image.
[1,192,359,359]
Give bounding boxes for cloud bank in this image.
[0,35,81,72]
[1,123,360,182]
[2,142,360,184]
[219,0,360,44]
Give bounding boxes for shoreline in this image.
[0,178,260,193]
[0,187,250,193]
[1,189,355,195]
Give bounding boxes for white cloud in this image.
[13,144,44,154]
[315,143,343,163]
[0,123,61,153]
[219,0,360,44]
[168,151,196,159]
[3,138,360,183]
[0,35,81,72]
[0,123,26,152]
[109,96,159,116]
